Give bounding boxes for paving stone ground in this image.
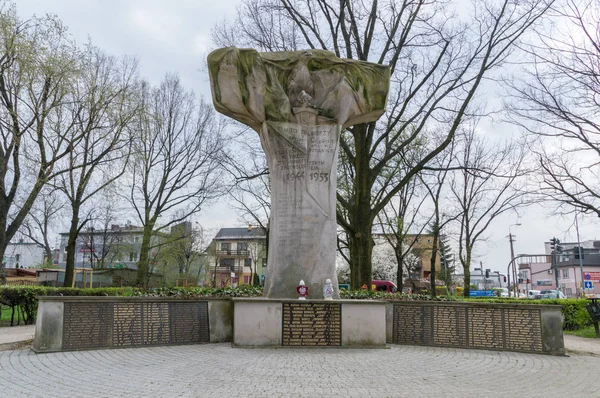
[1,343,599,398]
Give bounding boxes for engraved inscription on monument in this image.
[433,306,467,346]
[113,303,143,347]
[142,302,169,345]
[468,307,504,349]
[392,305,433,345]
[282,303,341,346]
[170,302,210,344]
[208,47,390,298]
[504,308,542,352]
[63,302,112,350]
[60,300,211,350]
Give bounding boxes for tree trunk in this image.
[429,233,439,297]
[63,203,81,287]
[348,220,374,290]
[346,125,375,290]
[395,250,404,290]
[0,208,8,284]
[136,223,154,288]
[463,247,472,298]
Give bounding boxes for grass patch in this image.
[565,325,600,339]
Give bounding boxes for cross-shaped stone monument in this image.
[208,47,390,299]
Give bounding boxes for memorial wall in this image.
[389,302,563,355]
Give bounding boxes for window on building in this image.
[15,254,20,262]
[562,269,569,278]
[133,236,140,243]
[129,252,138,262]
[220,258,234,270]
[244,258,252,267]
[221,242,231,254]
[238,242,248,251]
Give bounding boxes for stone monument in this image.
[208,47,389,299]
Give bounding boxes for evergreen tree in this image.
[438,234,455,290]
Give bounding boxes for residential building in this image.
[3,239,45,269]
[371,233,441,280]
[58,224,144,270]
[517,239,600,297]
[207,226,267,287]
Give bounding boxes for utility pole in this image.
[549,237,561,291]
[575,213,585,296]
[508,223,521,296]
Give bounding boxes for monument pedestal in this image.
[232,298,387,348]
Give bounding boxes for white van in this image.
[527,290,540,299]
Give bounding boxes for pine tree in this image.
[438,234,455,290]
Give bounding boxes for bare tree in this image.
[507,0,600,217]
[248,240,266,285]
[56,46,138,287]
[80,195,125,269]
[223,135,271,258]
[213,0,553,289]
[420,136,460,296]
[376,175,430,289]
[450,127,530,297]
[129,74,225,287]
[0,4,81,281]
[21,188,65,266]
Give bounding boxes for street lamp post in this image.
[508,223,522,297]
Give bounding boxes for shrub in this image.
[0,285,264,325]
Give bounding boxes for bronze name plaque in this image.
[392,304,543,353]
[282,303,341,346]
[63,302,112,349]
[62,301,209,350]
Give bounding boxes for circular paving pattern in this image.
[0,344,599,397]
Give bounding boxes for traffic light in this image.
[556,239,562,254]
[549,238,557,253]
[503,275,507,283]
[485,269,490,278]
[574,246,584,260]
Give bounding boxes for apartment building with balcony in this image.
[207,226,267,287]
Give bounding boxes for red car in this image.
[371,280,398,293]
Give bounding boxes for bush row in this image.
[0,285,265,325]
[0,286,594,331]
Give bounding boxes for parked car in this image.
[493,287,510,297]
[371,280,398,293]
[527,290,541,299]
[536,290,565,299]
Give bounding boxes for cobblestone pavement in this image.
[1,344,599,398]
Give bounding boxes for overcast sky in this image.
[16,0,599,275]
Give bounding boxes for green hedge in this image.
[0,285,264,326]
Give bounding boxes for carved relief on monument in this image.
[208,47,390,298]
